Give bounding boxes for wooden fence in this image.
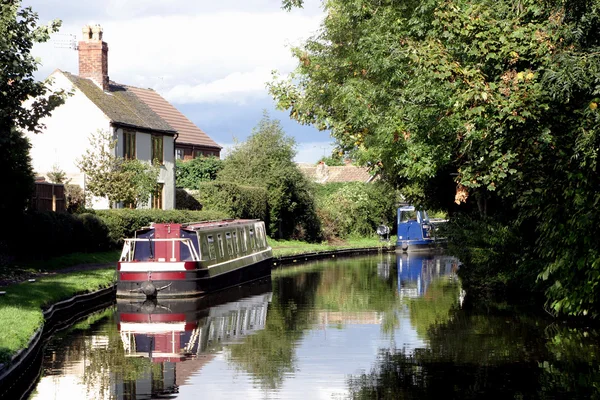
[31,182,66,212]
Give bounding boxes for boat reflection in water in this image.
[114,280,272,398]
[396,252,459,298]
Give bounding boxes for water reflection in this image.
[31,280,272,400]
[27,254,600,399]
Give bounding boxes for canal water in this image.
[28,253,599,399]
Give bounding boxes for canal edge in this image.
[0,285,116,399]
[273,245,396,267]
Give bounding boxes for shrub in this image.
[192,182,268,222]
[176,156,224,189]
[316,182,397,239]
[94,209,229,244]
[175,188,203,210]
[6,212,112,260]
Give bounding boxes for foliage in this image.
[1,212,112,264]
[0,1,65,217]
[77,130,160,207]
[93,208,228,244]
[273,0,600,317]
[65,184,86,213]
[192,182,268,221]
[175,156,224,189]
[46,163,69,184]
[316,181,397,239]
[218,114,322,241]
[175,188,203,210]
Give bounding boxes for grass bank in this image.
[269,236,393,257]
[0,269,115,364]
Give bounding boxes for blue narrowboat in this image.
[396,206,438,252]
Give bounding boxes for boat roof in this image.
[140,219,261,232]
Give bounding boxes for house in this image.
[297,162,376,184]
[126,86,221,161]
[26,24,220,209]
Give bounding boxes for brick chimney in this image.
[78,24,109,91]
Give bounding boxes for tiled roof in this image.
[126,86,221,149]
[298,164,376,183]
[62,71,176,133]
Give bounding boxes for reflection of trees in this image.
[407,278,460,338]
[315,258,397,312]
[227,272,322,389]
[347,310,600,399]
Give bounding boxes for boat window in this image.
[400,210,417,222]
[225,232,234,256]
[249,228,255,249]
[206,235,216,260]
[255,225,264,248]
[241,228,247,252]
[206,235,217,260]
[217,233,225,258]
[232,231,239,254]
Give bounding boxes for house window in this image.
[123,131,136,159]
[152,183,163,209]
[176,148,184,160]
[152,135,164,164]
[195,150,204,158]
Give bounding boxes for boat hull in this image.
[396,239,445,253]
[116,256,273,299]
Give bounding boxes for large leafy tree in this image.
[218,114,321,241]
[272,0,600,316]
[0,1,64,215]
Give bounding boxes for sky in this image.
[24,0,335,163]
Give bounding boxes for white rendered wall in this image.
[27,70,175,210]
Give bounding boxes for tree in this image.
[0,1,64,215]
[273,0,600,316]
[218,113,322,241]
[175,156,224,189]
[77,130,160,208]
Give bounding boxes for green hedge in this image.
[94,209,229,244]
[191,182,268,223]
[1,209,230,264]
[2,212,112,262]
[175,188,203,210]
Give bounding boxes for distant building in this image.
[25,24,220,209]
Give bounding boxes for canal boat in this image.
[117,219,272,299]
[396,206,442,252]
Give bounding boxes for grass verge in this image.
[0,268,115,364]
[269,236,394,258]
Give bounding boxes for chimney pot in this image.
[78,24,109,91]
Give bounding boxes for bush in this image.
[175,188,203,210]
[94,209,229,244]
[176,157,224,189]
[316,182,397,239]
[192,182,268,222]
[5,212,112,260]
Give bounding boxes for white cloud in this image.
[33,10,322,104]
[164,67,274,105]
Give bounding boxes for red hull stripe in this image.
[120,313,187,323]
[119,272,187,281]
